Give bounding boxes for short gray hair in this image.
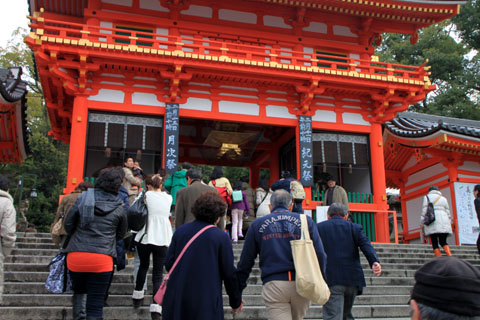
[327,203,348,216]
[186,168,202,180]
[270,190,292,208]
[417,303,480,320]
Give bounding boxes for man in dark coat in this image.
[174,168,216,229]
[317,203,381,320]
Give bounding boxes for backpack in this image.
[424,195,440,226]
[291,180,305,200]
[232,190,243,203]
[212,180,232,206]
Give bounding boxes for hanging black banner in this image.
[164,103,179,176]
[299,115,313,187]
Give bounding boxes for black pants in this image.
[135,243,168,296]
[430,233,448,250]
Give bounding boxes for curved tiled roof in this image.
[0,67,29,163]
[385,112,480,138]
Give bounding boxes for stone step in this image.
[10,247,480,260]
[4,282,413,296]
[3,262,422,278]
[1,293,410,307]
[8,254,479,272]
[4,271,415,287]
[0,304,412,319]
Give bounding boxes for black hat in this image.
[411,257,480,316]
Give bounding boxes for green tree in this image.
[453,0,480,51]
[376,17,479,119]
[0,27,68,232]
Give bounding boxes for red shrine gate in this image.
[26,0,464,243]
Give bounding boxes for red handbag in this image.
[154,224,214,305]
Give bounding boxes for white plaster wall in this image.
[402,155,418,171]
[219,9,257,24]
[139,0,169,11]
[100,73,125,78]
[303,22,327,33]
[263,16,291,29]
[131,93,163,106]
[181,5,212,17]
[458,161,480,179]
[406,163,446,187]
[342,113,370,126]
[266,105,296,119]
[459,161,480,172]
[219,101,259,115]
[406,196,424,234]
[102,0,132,5]
[99,22,112,42]
[181,97,212,111]
[156,28,169,49]
[88,89,125,103]
[333,25,357,37]
[312,110,336,123]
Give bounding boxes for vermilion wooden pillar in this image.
[64,95,88,194]
[369,122,389,242]
[444,161,460,245]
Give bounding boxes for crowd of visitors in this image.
[2,160,478,320]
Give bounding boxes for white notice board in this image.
[316,206,329,224]
[454,182,479,245]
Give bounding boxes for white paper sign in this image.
[304,210,312,219]
[316,206,329,223]
[454,182,479,245]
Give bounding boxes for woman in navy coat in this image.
[162,191,243,320]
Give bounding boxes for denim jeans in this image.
[69,271,113,318]
[135,243,168,296]
[72,293,87,320]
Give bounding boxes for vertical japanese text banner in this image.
[164,103,179,176]
[299,116,313,187]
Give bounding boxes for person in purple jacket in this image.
[229,181,250,243]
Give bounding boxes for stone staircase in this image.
[2,232,479,319]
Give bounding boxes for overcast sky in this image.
[0,1,29,47]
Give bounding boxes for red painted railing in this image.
[29,15,429,84]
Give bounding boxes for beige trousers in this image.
[262,280,311,320]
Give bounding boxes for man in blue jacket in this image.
[317,203,382,320]
[237,190,327,320]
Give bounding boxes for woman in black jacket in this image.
[64,167,128,320]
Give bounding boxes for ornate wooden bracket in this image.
[160,64,192,102]
[295,78,324,115]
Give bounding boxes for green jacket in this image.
[164,170,187,205]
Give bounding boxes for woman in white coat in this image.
[131,174,173,319]
[420,186,453,257]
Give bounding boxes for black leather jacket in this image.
[64,188,127,258]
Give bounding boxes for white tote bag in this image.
[290,214,330,305]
